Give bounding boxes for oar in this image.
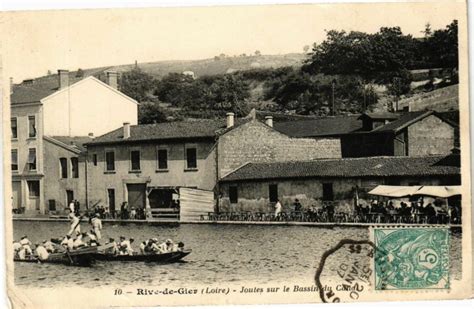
[70,214,85,235]
[65,250,74,265]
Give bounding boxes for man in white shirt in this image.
[91,214,103,240]
[19,235,33,256]
[43,239,56,253]
[274,199,282,218]
[158,239,174,253]
[13,241,21,258]
[69,200,75,214]
[73,233,86,249]
[67,213,81,236]
[35,243,49,261]
[119,236,134,256]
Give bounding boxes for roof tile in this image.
[221,155,460,182]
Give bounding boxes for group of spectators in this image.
[216,198,462,224]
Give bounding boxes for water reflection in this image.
[13,222,462,288]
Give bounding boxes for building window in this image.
[11,149,18,171]
[11,118,17,139]
[27,148,37,171]
[229,186,238,204]
[48,199,56,211]
[27,180,40,198]
[59,158,68,178]
[71,157,79,178]
[186,147,197,169]
[322,183,334,201]
[157,148,168,170]
[269,184,278,203]
[28,115,37,138]
[92,154,97,166]
[130,150,141,171]
[105,151,115,171]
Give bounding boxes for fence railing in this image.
[200,210,461,225]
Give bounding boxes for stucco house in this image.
[10,69,138,215]
[218,153,461,213]
[260,110,458,158]
[84,113,342,217]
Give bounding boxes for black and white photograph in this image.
[1,1,472,307]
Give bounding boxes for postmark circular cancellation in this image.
[315,239,375,302]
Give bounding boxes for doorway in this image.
[148,188,176,208]
[127,184,146,210]
[12,181,21,211]
[66,190,74,207]
[107,189,116,216]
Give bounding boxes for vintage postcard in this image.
[1,1,472,308]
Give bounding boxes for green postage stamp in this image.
[372,227,450,290]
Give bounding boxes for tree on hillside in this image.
[302,27,417,83]
[119,68,155,102]
[138,101,167,124]
[424,20,458,70]
[154,73,251,117]
[155,73,197,106]
[303,45,310,53]
[255,50,261,56]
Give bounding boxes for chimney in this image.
[226,112,235,128]
[265,116,273,127]
[58,69,69,89]
[123,122,130,139]
[9,77,13,94]
[106,71,118,89]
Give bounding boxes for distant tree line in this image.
[119,20,458,123]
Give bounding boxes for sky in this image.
[1,2,463,81]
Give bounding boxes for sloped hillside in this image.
[108,54,306,79]
[398,84,459,112]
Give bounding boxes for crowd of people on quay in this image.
[208,197,462,224]
[13,202,184,261]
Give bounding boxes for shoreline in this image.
[12,217,462,228]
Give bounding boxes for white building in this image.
[10,69,138,215]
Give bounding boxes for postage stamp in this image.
[372,227,450,290]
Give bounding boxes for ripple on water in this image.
[13,222,463,287]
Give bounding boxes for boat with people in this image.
[14,246,97,267]
[93,236,191,263]
[93,249,191,263]
[14,210,191,266]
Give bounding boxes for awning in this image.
[412,186,462,198]
[369,185,462,198]
[368,185,421,198]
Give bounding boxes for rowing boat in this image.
[93,250,191,263]
[14,246,97,267]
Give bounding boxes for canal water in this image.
[13,221,462,288]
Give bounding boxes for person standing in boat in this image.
[90,213,103,240]
[69,200,75,214]
[67,212,81,236]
